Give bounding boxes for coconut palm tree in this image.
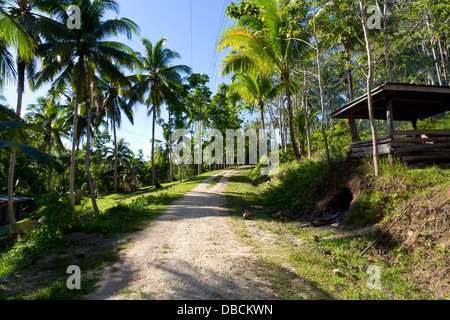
[0,0,34,64]
[2,0,66,224]
[0,39,15,89]
[36,0,139,214]
[229,72,279,131]
[98,76,134,192]
[106,138,134,171]
[159,122,176,181]
[128,38,191,189]
[217,0,303,161]
[24,97,65,191]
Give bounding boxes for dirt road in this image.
[88,169,276,300]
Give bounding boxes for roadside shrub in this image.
[75,201,158,235]
[256,158,333,216]
[131,190,176,206]
[33,193,73,232]
[0,194,74,276]
[0,228,59,276]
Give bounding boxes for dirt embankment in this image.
[304,162,450,298]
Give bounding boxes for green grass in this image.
[225,164,445,300]
[76,169,228,215]
[76,183,175,215]
[0,169,225,300]
[249,158,348,218]
[206,172,225,189]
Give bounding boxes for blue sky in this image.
[2,0,236,159]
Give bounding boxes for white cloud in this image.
[128,140,152,160]
[136,129,145,135]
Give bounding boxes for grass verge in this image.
[225,162,448,300]
[0,169,224,300]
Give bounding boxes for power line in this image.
[190,0,194,69]
[209,0,231,90]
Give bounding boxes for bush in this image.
[0,194,74,276]
[33,193,73,232]
[73,202,153,235]
[131,190,175,206]
[256,158,337,217]
[0,228,60,276]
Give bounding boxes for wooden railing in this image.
[348,130,450,162]
[349,136,391,157]
[391,130,450,162]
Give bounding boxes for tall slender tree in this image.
[218,0,304,161]
[228,72,278,131]
[3,0,66,224]
[98,76,134,192]
[359,0,380,176]
[24,97,65,191]
[312,0,330,167]
[36,0,139,214]
[128,38,191,189]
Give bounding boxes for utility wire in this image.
[210,0,231,90]
[190,0,194,69]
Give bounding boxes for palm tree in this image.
[2,0,66,224]
[24,97,65,191]
[128,38,191,189]
[217,0,303,161]
[229,72,279,131]
[36,0,139,214]
[0,39,15,89]
[98,76,134,192]
[106,138,134,171]
[0,1,34,64]
[160,122,176,181]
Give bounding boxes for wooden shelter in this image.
[105,166,140,191]
[0,195,33,226]
[331,83,450,163]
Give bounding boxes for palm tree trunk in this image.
[427,20,443,86]
[112,113,119,193]
[151,98,162,189]
[70,97,79,215]
[345,51,361,142]
[302,73,312,158]
[313,0,330,167]
[168,111,175,181]
[7,150,17,225]
[84,105,100,214]
[259,100,265,131]
[259,99,267,161]
[296,95,303,155]
[7,60,26,225]
[317,60,330,166]
[169,143,175,181]
[180,163,183,183]
[282,72,301,161]
[278,97,285,154]
[47,137,52,192]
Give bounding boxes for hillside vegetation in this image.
[227,159,450,299]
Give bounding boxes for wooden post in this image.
[386,99,395,166]
[412,120,420,138]
[348,117,360,142]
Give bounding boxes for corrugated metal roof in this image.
[331,83,450,121]
[0,195,33,203]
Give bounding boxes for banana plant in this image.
[0,120,65,173]
[0,119,66,222]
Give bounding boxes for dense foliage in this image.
[0,0,449,282]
